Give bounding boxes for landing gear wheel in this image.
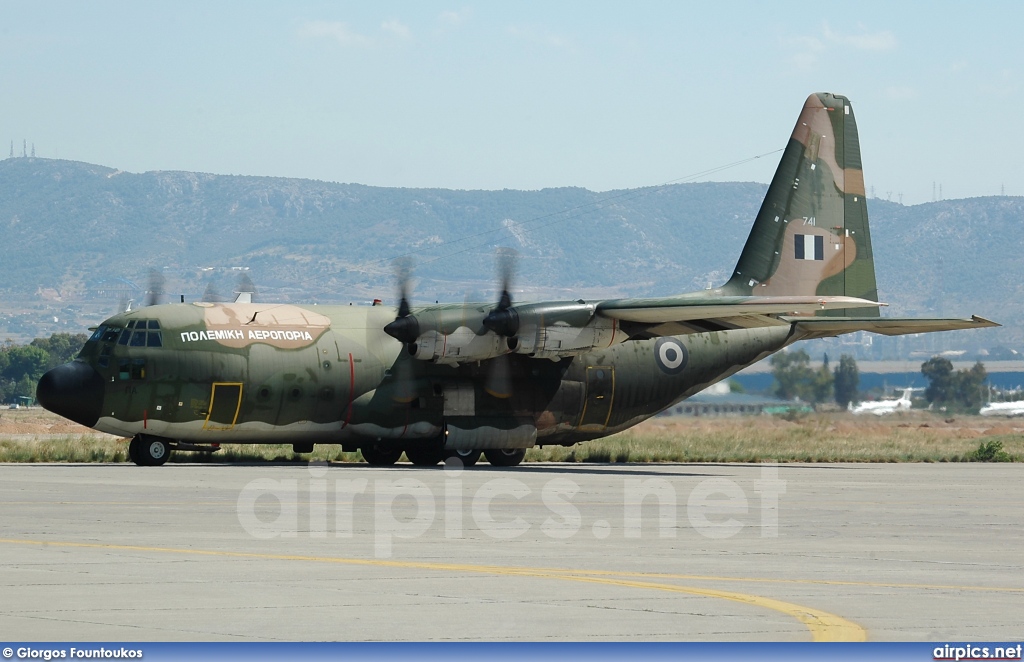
[361,443,403,466]
[134,436,170,466]
[484,448,526,467]
[446,449,481,467]
[405,446,446,466]
[127,438,140,464]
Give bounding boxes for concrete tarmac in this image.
[0,462,1021,642]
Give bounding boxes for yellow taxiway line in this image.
[1,537,863,641]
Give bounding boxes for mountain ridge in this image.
[1,156,1020,349]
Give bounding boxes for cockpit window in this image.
[89,326,105,342]
[100,327,121,343]
[118,358,147,380]
[111,320,165,347]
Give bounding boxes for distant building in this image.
[661,382,809,417]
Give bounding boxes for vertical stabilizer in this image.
[724,93,879,317]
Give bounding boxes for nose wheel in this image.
[128,435,171,466]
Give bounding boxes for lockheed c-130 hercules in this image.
[37,92,997,467]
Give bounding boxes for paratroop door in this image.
[204,383,243,430]
[579,366,614,429]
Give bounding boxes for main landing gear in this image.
[357,444,524,467]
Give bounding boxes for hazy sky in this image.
[3,2,1021,204]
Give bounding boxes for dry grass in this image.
[527,413,1024,463]
[0,407,1021,464]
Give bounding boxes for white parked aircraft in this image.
[979,401,1024,417]
[850,388,915,416]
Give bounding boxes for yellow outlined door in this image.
[204,382,243,431]
[579,366,614,429]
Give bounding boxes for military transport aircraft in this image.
[36,92,997,467]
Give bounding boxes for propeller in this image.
[483,247,520,340]
[145,269,165,307]
[234,272,257,303]
[384,258,420,403]
[383,257,419,344]
[482,247,519,399]
[201,281,222,303]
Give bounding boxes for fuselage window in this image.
[89,326,106,342]
[118,359,131,380]
[131,359,146,380]
[147,320,161,330]
[101,327,121,343]
[148,332,163,347]
[118,328,132,345]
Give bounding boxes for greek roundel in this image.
[654,337,688,375]
[795,234,824,261]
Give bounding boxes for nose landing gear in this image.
[128,435,171,466]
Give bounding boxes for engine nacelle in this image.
[393,301,626,365]
[412,327,511,364]
[508,302,625,359]
[405,305,512,365]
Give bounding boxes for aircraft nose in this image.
[36,361,104,428]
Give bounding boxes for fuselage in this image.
[37,301,796,451]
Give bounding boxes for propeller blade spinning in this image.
[384,257,419,344]
[483,247,520,398]
[145,269,165,307]
[384,257,420,402]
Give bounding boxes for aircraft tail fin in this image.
[723,93,879,317]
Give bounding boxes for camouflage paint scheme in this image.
[38,93,997,466]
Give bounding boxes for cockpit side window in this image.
[130,331,147,347]
[100,327,121,343]
[118,358,147,380]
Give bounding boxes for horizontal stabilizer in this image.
[786,315,999,339]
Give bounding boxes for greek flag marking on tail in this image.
[795,234,824,261]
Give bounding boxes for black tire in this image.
[361,443,403,466]
[135,436,171,466]
[405,445,446,466]
[484,448,526,467]
[446,449,481,467]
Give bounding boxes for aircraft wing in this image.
[595,295,881,336]
[783,316,1000,339]
[595,295,997,340]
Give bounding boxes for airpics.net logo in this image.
[235,461,787,557]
